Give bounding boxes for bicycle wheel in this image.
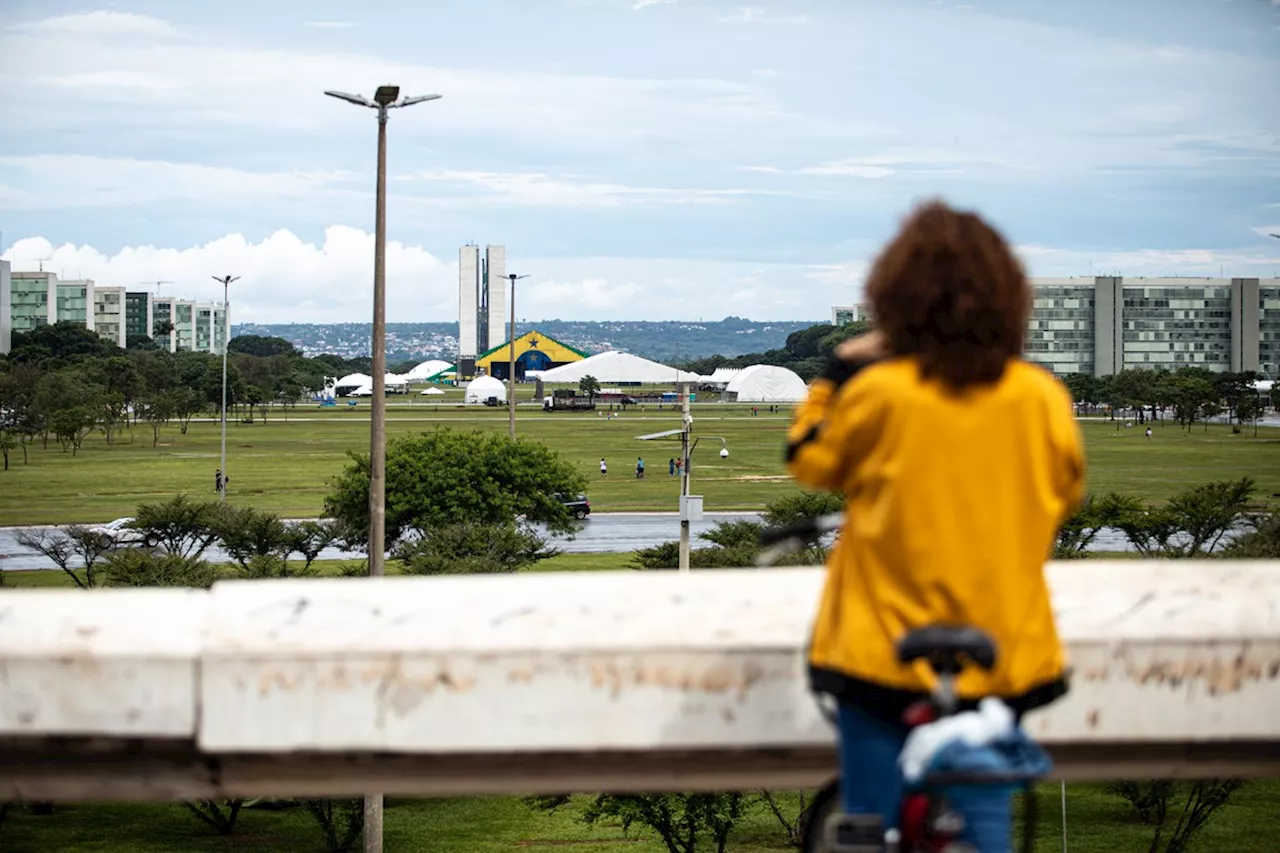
[801,778,841,853]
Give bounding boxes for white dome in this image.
[725,364,807,403]
[464,375,507,403]
[405,359,453,380]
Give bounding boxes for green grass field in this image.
[1,404,1277,525]
[2,783,1277,853]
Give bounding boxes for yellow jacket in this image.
[787,356,1083,722]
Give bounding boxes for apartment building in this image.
[833,276,1280,378]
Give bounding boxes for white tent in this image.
[464,375,507,403]
[420,387,446,396]
[335,373,372,395]
[537,351,701,385]
[725,364,807,403]
[405,359,453,381]
[704,367,743,387]
[384,374,410,392]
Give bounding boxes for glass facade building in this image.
[125,291,152,342]
[836,276,1280,377]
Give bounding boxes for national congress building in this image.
[834,276,1280,379]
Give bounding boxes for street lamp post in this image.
[506,273,529,439]
[325,83,441,853]
[211,275,239,503]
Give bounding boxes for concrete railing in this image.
[2,561,1278,802]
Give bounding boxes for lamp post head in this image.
[397,94,442,108]
[324,90,374,108]
[374,85,401,106]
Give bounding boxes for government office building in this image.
[0,263,227,357]
[833,276,1280,379]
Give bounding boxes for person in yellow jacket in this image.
[786,200,1084,842]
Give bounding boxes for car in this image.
[87,517,145,545]
[559,494,591,520]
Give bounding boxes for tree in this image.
[170,387,203,434]
[214,506,293,573]
[0,431,14,471]
[228,334,298,358]
[304,798,364,853]
[15,525,115,588]
[1113,478,1256,558]
[138,394,176,446]
[761,491,845,527]
[181,799,244,837]
[1108,779,1245,853]
[1053,493,1144,559]
[1235,394,1263,437]
[393,522,558,575]
[325,428,587,546]
[281,520,341,574]
[48,406,97,455]
[1169,375,1214,432]
[759,791,815,849]
[579,374,601,402]
[8,321,121,364]
[527,792,747,853]
[131,494,223,558]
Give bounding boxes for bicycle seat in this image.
[896,624,997,675]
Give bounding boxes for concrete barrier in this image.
[2,561,1277,801]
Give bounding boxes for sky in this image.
[1,0,1279,324]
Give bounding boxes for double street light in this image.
[324,83,441,853]
[211,274,240,503]
[323,84,441,579]
[505,272,529,439]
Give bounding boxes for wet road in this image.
[0,513,765,572]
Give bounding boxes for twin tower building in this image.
[457,244,507,380]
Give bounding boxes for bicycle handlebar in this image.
[755,512,844,566]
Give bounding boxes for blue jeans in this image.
[836,701,1015,848]
[835,703,908,827]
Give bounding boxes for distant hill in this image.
[232,317,823,364]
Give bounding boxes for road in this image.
[0,513,762,572]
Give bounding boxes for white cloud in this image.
[399,169,799,206]
[633,0,678,9]
[718,7,810,24]
[3,230,1276,327]
[1253,225,1280,238]
[2,11,785,148]
[0,155,362,209]
[303,21,360,29]
[8,11,178,39]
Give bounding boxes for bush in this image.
[762,491,844,527]
[1221,512,1280,558]
[393,522,558,575]
[131,494,222,558]
[102,549,219,589]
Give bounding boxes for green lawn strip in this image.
[2,553,635,588]
[1,411,1276,526]
[2,784,1276,852]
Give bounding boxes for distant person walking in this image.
[669,458,676,478]
[1145,427,1152,440]
[600,458,608,478]
[636,457,645,479]
[215,469,223,493]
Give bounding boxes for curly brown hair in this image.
[865,199,1030,389]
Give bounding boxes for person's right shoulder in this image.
[1008,360,1075,411]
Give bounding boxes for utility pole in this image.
[325,83,441,853]
[679,382,692,573]
[506,272,529,439]
[211,275,239,503]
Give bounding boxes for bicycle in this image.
[757,515,1049,853]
